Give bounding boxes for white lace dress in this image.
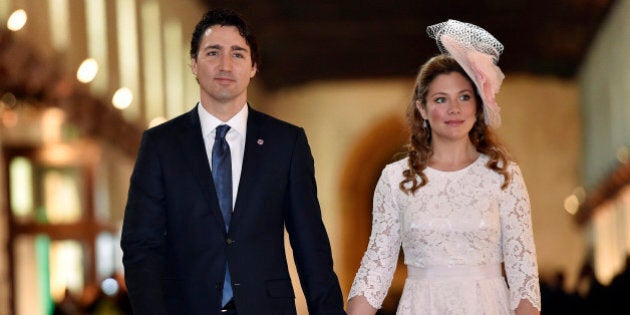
[348,155,541,314]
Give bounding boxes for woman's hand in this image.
[347,295,378,315]
[514,299,540,315]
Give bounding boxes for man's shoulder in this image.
[145,109,196,136]
[249,107,301,132]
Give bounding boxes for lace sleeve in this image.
[348,166,402,309]
[500,163,541,311]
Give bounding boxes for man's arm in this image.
[285,128,346,315]
[120,131,168,315]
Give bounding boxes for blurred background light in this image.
[112,88,133,110]
[77,58,99,83]
[7,9,27,31]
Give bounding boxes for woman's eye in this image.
[460,94,471,101]
[435,97,446,103]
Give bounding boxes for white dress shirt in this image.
[198,103,248,210]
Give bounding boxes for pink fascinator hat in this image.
[427,20,505,129]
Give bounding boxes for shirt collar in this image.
[198,102,249,138]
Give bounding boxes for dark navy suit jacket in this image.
[121,105,345,315]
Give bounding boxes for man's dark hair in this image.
[189,8,260,67]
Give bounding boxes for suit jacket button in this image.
[226,238,234,245]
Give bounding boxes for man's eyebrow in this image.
[202,44,248,52]
[202,44,222,50]
[231,45,248,52]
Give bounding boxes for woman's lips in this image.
[445,120,464,125]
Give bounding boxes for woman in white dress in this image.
[347,20,541,315]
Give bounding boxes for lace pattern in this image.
[348,166,402,308]
[348,155,541,313]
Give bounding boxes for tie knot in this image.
[215,125,230,140]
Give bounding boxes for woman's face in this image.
[417,72,478,143]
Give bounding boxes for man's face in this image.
[191,25,257,105]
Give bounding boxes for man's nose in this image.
[220,54,233,70]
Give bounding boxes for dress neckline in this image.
[425,154,484,175]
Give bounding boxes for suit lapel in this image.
[232,106,263,226]
[178,107,228,231]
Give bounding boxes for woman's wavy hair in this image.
[399,55,511,194]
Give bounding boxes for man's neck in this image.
[201,97,247,122]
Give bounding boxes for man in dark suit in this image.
[120,8,345,315]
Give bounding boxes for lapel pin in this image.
[257,139,264,145]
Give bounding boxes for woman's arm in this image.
[500,164,541,312]
[347,165,402,310]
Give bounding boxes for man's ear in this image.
[250,63,257,78]
[191,58,198,76]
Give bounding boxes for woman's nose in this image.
[448,101,461,114]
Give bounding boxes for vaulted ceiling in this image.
[200,0,616,89]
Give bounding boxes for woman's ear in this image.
[416,100,427,120]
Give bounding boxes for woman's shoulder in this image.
[478,154,520,169]
[371,157,407,186]
[477,154,527,187]
[383,156,409,173]
[501,157,522,174]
